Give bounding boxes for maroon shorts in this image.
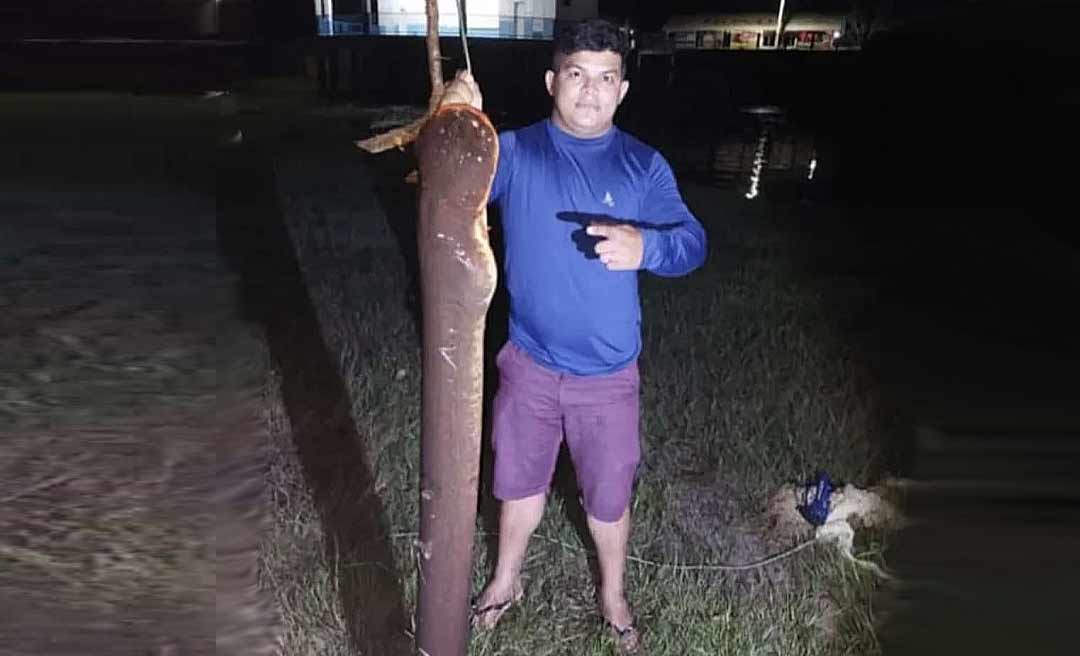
[490,341,641,522]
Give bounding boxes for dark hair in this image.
[552,18,630,76]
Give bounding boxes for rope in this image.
[530,531,817,572]
[392,530,820,573]
[455,0,472,75]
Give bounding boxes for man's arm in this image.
[636,153,707,277]
[587,154,706,275]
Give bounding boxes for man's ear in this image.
[617,79,630,105]
[544,70,555,96]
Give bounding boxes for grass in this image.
[6,80,1075,655]
[0,89,896,653]
[261,124,897,655]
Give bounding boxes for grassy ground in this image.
[257,99,899,655]
[0,87,899,655]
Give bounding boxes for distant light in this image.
[833,31,841,38]
[745,129,769,200]
[808,157,817,180]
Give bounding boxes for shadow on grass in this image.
[367,149,423,335]
[217,143,411,655]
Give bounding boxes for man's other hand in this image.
[441,70,483,111]
[587,223,644,271]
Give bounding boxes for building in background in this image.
[663,12,858,52]
[315,0,598,39]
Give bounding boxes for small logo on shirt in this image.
[601,191,615,208]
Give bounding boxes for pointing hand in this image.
[587,223,644,271]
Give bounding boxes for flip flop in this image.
[604,618,642,655]
[470,585,524,631]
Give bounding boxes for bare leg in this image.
[587,506,634,630]
[473,493,545,623]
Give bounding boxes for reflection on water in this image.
[666,107,821,200]
[745,126,768,199]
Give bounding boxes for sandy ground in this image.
[0,93,272,654]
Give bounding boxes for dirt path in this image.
[0,93,273,654]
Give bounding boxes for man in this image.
[441,18,706,653]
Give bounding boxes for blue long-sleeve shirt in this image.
[489,119,706,375]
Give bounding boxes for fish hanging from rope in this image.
[356,1,498,654]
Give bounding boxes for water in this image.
[877,429,1080,656]
[654,106,825,202]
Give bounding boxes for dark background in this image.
[8,0,1068,240]
[2,2,1077,654]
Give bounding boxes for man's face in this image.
[545,49,630,139]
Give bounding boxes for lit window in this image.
[671,31,696,49]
